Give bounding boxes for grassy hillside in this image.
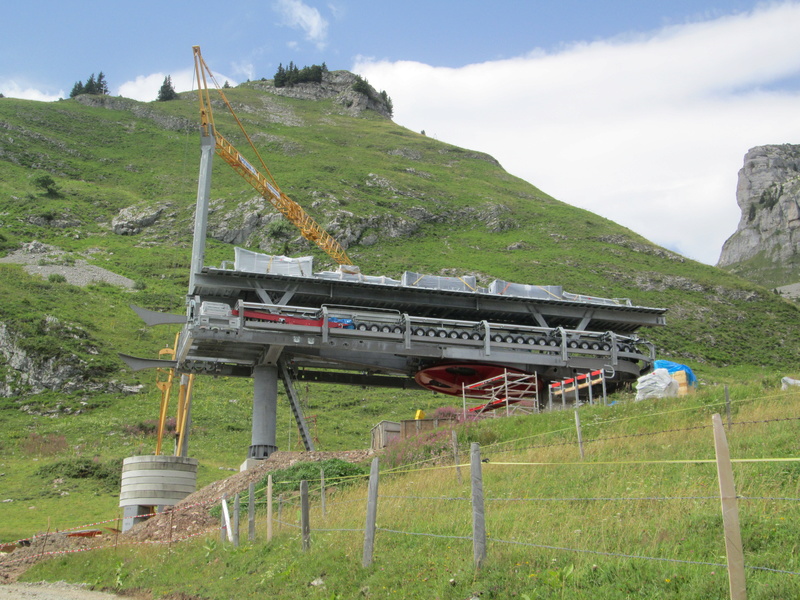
[0,81,799,562]
[14,385,800,599]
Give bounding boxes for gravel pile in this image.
[0,242,135,288]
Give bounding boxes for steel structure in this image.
[121,47,668,463]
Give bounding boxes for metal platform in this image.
[173,268,666,390]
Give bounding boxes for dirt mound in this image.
[126,450,371,542]
[0,450,372,583]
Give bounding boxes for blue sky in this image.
[3,1,800,266]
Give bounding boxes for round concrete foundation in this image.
[119,455,198,531]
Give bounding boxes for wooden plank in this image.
[470,443,487,568]
[712,413,747,600]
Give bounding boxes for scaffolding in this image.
[547,369,607,410]
[461,370,541,418]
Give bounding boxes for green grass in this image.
[15,384,800,599]
[1,80,800,597]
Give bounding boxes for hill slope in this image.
[1,80,799,544]
[1,84,798,388]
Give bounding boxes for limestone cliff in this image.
[717,144,800,287]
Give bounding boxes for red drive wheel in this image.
[414,363,537,399]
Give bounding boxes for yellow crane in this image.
[192,46,353,266]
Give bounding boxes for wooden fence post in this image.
[452,429,463,485]
[320,468,327,519]
[300,480,310,551]
[725,385,732,431]
[248,482,256,542]
[574,408,585,460]
[712,413,746,600]
[362,457,380,567]
[233,493,240,547]
[470,442,487,569]
[267,474,274,542]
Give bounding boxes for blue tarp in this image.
[653,360,697,386]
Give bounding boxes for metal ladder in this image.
[278,360,315,451]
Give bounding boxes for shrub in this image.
[19,432,68,456]
[36,457,123,490]
[261,458,368,494]
[47,273,67,283]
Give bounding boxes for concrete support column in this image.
[189,134,215,293]
[250,365,278,459]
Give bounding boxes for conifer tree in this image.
[96,72,109,95]
[157,75,178,101]
[274,63,287,87]
[69,72,110,98]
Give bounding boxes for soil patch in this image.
[0,450,371,584]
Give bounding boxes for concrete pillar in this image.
[250,365,278,459]
[189,134,215,293]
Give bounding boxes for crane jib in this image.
[194,46,352,266]
[238,154,259,178]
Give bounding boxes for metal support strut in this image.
[279,361,315,451]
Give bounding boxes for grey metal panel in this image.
[192,269,666,331]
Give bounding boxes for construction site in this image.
[116,46,668,530]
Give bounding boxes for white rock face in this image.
[717,145,800,269]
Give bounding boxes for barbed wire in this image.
[486,391,799,457]
[486,415,800,459]
[738,496,800,502]
[380,494,469,502]
[492,530,800,576]
[490,536,731,568]
[486,495,719,502]
[377,527,472,541]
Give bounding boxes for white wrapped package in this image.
[635,368,679,401]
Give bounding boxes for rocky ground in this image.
[0,581,126,599]
[0,242,135,288]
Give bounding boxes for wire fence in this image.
[2,405,798,598]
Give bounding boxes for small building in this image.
[370,420,401,451]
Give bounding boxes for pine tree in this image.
[96,72,109,95]
[69,72,110,98]
[84,73,98,95]
[380,90,394,117]
[157,75,178,101]
[274,63,287,87]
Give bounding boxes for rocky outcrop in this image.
[73,95,194,131]
[0,320,143,402]
[0,322,83,397]
[112,204,165,235]
[717,145,800,283]
[250,71,393,119]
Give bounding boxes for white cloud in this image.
[0,80,63,102]
[274,0,329,49]
[353,2,800,265]
[117,73,167,102]
[117,68,235,102]
[232,61,255,81]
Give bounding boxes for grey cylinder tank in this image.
[119,455,198,530]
